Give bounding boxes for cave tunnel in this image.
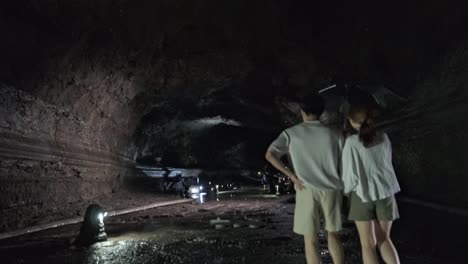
[1,1,468,263]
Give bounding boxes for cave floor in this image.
[0,189,466,264]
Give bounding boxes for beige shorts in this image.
[293,187,343,235]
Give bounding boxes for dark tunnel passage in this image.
[1,0,468,263]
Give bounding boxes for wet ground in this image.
[0,188,467,264]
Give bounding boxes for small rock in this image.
[248,224,259,229]
[210,217,231,225]
[193,237,206,242]
[100,241,113,247]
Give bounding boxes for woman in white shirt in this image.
[342,106,401,264]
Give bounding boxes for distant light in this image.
[200,193,206,203]
[199,186,203,190]
[189,186,200,194]
[192,116,242,126]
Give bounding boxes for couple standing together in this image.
[265,93,401,264]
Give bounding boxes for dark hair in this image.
[349,106,377,147]
[298,93,325,116]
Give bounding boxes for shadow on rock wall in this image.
[1,0,468,230]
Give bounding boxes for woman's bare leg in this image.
[355,221,379,264]
[374,221,400,264]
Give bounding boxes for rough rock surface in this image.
[1,0,468,231]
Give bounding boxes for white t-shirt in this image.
[342,133,401,202]
[268,120,344,191]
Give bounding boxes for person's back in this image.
[265,93,345,264]
[343,133,400,202]
[342,106,401,264]
[279,121,343,190]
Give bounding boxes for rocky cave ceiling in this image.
[2,0,467,169]
[2,0,468,231]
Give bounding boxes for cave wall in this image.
[0,0,289,230]
[389,46,468,208]
[0,80,138,231]
[0,1,161,231]
[1,0,468,231]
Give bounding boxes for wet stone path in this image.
[0,195,463,263]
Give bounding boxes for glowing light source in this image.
[98,212,108,224]
[74,204,107,246]
[98,213,104,223]
[189,185,200,194]
[200,193,206,203]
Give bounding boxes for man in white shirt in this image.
[265,93,344,264]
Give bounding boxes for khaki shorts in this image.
[293,187,343,235]
[348,192,399,221]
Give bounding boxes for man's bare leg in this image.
[328,231,344,264]
[304,234,321,264]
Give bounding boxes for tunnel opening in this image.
[1,0,468,263]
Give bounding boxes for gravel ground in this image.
[0,189,466,264]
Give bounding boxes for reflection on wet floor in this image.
[0,188,466,263]
[199,186,280,203]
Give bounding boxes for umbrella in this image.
[320,83,407,109]
[276,83,407,129]
[318,83,408,129]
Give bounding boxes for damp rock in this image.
[210,217,231,225]
[215,224,225,229]
[248,224,259,229]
